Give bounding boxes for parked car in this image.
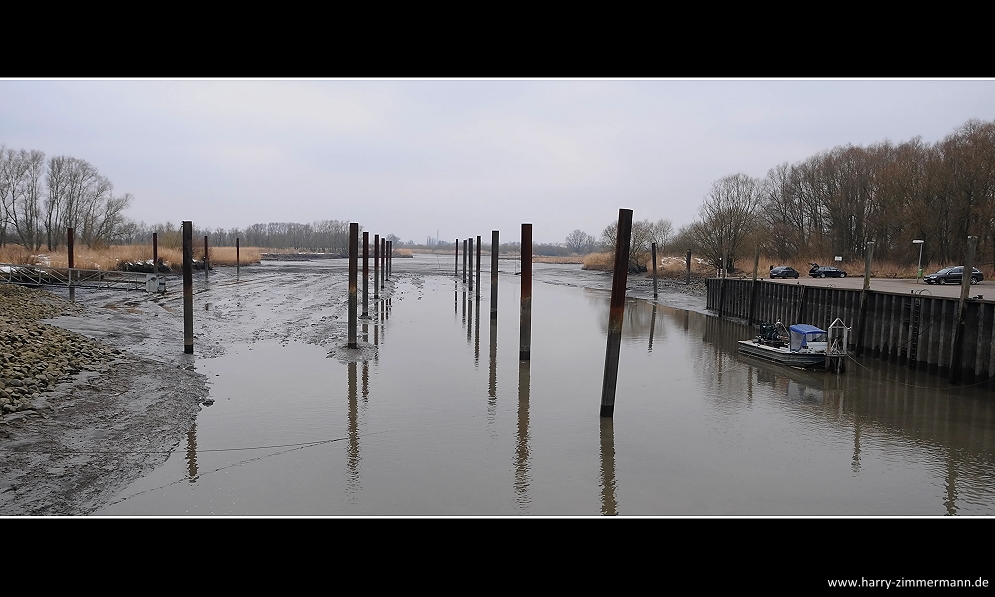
[923,266,984,285]
[769,266,800,279]
[809,265,847,278]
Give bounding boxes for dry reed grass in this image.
[392,248,413,258]
[534,255,585,264]
[0,243,261,271]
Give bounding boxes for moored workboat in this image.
[737,322,829,369]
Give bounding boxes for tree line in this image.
[674,118,995,272]
[0,146,132,250]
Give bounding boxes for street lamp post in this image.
[913,240,925,283]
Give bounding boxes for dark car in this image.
[809,266,847,278]
[769,266,799,279]
[924,266,984,285]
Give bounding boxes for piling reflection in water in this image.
[514,361,531,509]
[599,417,618,516]
[488,320,498,422]
[186,424,198,484]
[347,361,361,497]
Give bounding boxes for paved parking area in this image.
[749,275,990,300]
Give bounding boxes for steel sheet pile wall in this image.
[706,279,995,386]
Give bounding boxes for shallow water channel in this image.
[94,256,995,515]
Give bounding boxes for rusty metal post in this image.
[490,231,499,320]
[182,221,193,354]
[374,234,380,299]
[204,235,209,280]
[348,223,358,349]
[685,249,692,285]
[651,242,658,299]
[381,237,386,290]
[601,209,633,418]
[468,237,474,292]
[362,232,369,318]
[235,237,240,281]
[476,235,482,301]
[152,231,158,280]
[520,223,532,361]
[387,241,392,279]
[67,227,75,302]
[455,239,459,277]
[463,239,468,284]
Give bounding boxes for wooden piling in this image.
[600,209,632,418]
[856,241,874,356]
[468,237,474,292]
[718,249,727,318]
[463,239,468,284]
[388,241,392,279]
[476,235,482,301]
[685,249,691,285]
[381,237,386,290]
[182,221,193,354]
[348,222,358,349]
[950,236,977,384]
[374,234,380,299]
[748,245,760,326]
[67,227,75,302]
[455,239,459,277]
[363,231,369,318]
[235,237,240,281]
[152,231,158,282]
[204,236,209,280]
[651,242,658,299]
[520,223,532,361]
[491,231,499,320]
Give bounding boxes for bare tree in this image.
[685,173,762,273]
[602,218,655,271]
[565,229,596,254]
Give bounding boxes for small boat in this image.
[737,322,829,369]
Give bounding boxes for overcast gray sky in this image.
[3,79,994,245]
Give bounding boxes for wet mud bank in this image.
[0,285,208,515]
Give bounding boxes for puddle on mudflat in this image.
[96,260,995,515]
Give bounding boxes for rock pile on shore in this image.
[0,284,121,415]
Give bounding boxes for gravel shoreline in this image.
[0,283,208,515]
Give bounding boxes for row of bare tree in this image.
[677,118,995,272]
[117,220,393,255]
[0,146,132,250]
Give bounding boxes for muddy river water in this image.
[46,255,995,515]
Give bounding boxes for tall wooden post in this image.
[601,209,633,418]
[490,231,499,320]
[651,242,658,299]
[476,235,482,301]
[182,221,193,354]
[235,237,240,281]
[204,235,209,280]
[748,245,760,326]
[455,239,459,277]
[362,232,369,318]
[348,223,358,349]
[374,234,380,299]
[685,249,692,285]
[153,231,159,290]
[67,227,75,302]
[520,223,532,361]
[468,237,474,292]
[856,241,875,356]
[951,236,977,384]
